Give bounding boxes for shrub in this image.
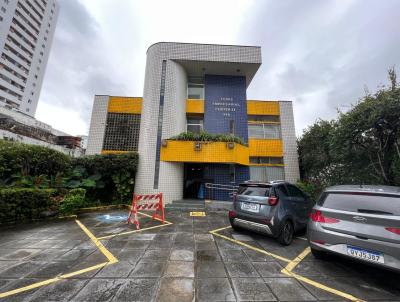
[0,188,59,223]
[169,131,247,146]
[72,152,138,203]
[296,181,323,202]
[59,188,86,215]
[0,140,139,208]
[0,140,72,188]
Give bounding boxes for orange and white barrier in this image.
[127,193,165,229]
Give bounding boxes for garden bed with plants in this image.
[168,131,247,146]
[0,140,138,223]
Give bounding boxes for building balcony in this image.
[160,140,249,165]
[248,138,283,157]
[101,150,129,155]
[186,99,204,114]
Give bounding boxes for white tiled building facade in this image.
[86,95,109,155]
[87,42,301,203]
[0,0,59,116]
[136,43,263,203]
[279,101,300,183]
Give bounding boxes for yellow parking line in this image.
[0,220,118,298]
[281,248,365,301]
[98,222,173,240]
[1,214,173,298]
[137,211,173,224]
[210,226,365,302]
[75,219,118,263]
[281,269,366,302]
[210,225,232,233]
[210,226,291,263]
[0,262,109,299]
[285,247,311,272]
[97,211,173,240]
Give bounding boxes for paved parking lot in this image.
[0,209,399,301]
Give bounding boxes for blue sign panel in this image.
[204,75,248,142]
[202,75,250,200]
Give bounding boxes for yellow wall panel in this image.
[186,99,204,114]
[161,141,249,165]
[249,139,283,157]
[247,100,280,116]
[108,97,142,114]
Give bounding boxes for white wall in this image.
[86,95,109,155]
[135,43,262,203]
[279,101,300,183]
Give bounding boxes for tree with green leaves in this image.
[298,67,400,194]
[334,67,400,185]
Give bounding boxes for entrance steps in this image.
[165,199,205,210]
[165,199,233,211]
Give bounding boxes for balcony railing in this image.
[160,140,249,165]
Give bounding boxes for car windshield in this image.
[320,193,400,215]
[237,186,270,197]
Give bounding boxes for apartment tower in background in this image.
[0,0,59,116]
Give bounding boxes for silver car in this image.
[307,185,400,272]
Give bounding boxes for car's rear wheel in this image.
[278,220,294,245]
[229,219,240,231]
[310,247,329,260]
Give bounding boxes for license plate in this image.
[347,246,384,264]
[241,202,259,213]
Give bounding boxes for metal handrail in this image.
[205,183,239,191]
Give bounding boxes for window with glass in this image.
[237,186,270,196]
[249,157,284,165]
[248,124,281,139]
[187,77,204,99]
[186,117,203,133]
[287,185,306,199]
[187,83,204,99]
[249,166,285,182]
[248,115,280,123]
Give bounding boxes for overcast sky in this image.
[36,0,400,136]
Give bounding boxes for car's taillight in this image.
[228,210,237,218]
[386,227,400,235]
[310,210,340,223]
[268,196,279,206]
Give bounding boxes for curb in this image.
[0,214,78,226]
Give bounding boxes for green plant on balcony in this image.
[168,131,247,146]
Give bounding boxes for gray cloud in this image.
[38,0,127,134]
[238,0,400,134]
[37,0,400,136]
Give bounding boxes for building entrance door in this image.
[183,164,204,199]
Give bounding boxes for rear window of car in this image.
[319,193,400,215]
[237,186,270,197]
